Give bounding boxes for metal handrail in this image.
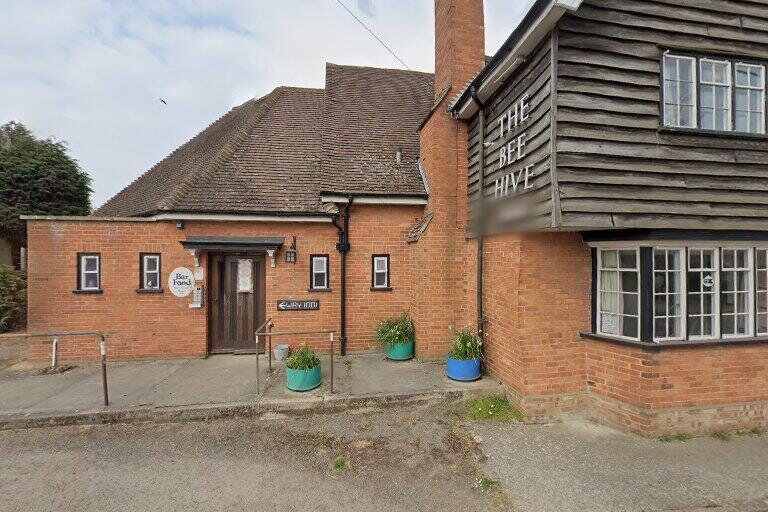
[7,330,112,407]
[254,326,337,394]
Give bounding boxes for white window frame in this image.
[79,254,101,291]
[597,247,641,341]
[699,58,732,131]
[310,255,329,290]
[756,248,768,336]
[142,254,161,290]
[663,54,698,129]
[719,246,754,339]
[372,255,390,289]
[652,247,687,342]
[734,62,766,135]
[685,246,720,341]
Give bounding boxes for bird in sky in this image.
[159,98,167,105]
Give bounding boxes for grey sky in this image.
[1,1,529,208]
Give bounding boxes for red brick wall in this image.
[26,204,422,361]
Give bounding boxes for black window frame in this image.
[660,49,768,138]
[138,252,163,293]
[74,252,103,294]
[371,254,392,291]
[309,254,330,292]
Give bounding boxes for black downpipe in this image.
[471,86,486,343]
[333,198,353,355]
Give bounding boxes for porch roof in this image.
[180,236,285,252]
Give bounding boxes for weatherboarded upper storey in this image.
[452,0,768,233]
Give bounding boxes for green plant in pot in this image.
[446,328,482,381]
[285,345,322,391]
[375,313,415,361]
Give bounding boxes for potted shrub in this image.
[285,345,322,391]
[375,313,415,361]
[446,328,482,381]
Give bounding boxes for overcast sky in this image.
[1,1,529,208]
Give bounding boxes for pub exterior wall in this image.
[25,204,422,361]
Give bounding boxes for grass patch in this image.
[466,395,524,422]
[474,476,500,492]
[658,433,694,443]
[712,431,732,441]
[332,455,347,472]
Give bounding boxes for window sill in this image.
[658,126,768,141]
[580,331,768,350]
[371,287,393,292]
[72,289,104,295]
[137,288,164,294]
[308,288,333,293]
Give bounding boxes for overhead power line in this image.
[333,0,410,70]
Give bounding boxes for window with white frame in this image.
[664,54,697,129]
[78,253,101,291]
[663,52,767,134]
[595,244,768,344]
[372,255,390,289]
[597,249,639,339]
[699,59,732,131]
[735,63,766,134]
[310,255,329,290]
[653,248,684,340]
[140,254,161,290]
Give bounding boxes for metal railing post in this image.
[330,332,334,394]
[50,336,59,370]
[99,334,109,407]
[256,334,261,396]
[268,322,273,373]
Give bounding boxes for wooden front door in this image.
[208,254,265,354]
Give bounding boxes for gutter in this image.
[320,193,428,206]
[449,0,583,120]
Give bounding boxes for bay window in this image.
[595,244,768,344]
[663,52,767,135]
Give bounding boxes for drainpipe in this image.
[332,197,353,355]
[471,86,486,343]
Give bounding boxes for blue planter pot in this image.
[285,365,322,391]
[446,357,481,381]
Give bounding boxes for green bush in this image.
[285,345,320,370]
[0,265,26,332]
[448,327,482,360]
[374,312,414,349]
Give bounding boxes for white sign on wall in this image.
[169,267,194,298]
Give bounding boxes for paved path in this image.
[0,353,496,417]
[470,416,768,512]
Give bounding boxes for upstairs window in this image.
[77,253,101,292]
[372,255,390,290]
[663,52,766,135]
[310,255,329,291]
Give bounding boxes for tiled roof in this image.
[96,64,434,217]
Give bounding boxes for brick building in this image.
[25,0,768,435]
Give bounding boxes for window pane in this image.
[144,256,158,272]
[619,250,637,269]
[313,257,326,272]
[374,257,387,272]
[602,250,618,269]
[374,273,387,287]
[84,257,98,272]
[622,317,638,338]
[84,273,98,289]
[621,271,638,293]
[145,273,159,289]
[313,272,326,289]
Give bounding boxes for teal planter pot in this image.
[385,340,414,361]
[285,365,322,392]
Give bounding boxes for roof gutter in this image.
[449,0,583,120]
[320,193,428,206]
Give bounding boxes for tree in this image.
[0,122,92,263]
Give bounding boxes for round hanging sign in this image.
[168,267,194,297]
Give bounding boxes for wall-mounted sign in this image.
[169,267,194,298]
[495,93,534,199]
[189,286,204,308]
[277,299,320,311]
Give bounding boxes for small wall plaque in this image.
[277,299,320,311]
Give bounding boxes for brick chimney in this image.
[411,0,485,359]
[434,0,486,99]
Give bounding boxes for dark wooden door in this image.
[208,254,265,354]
